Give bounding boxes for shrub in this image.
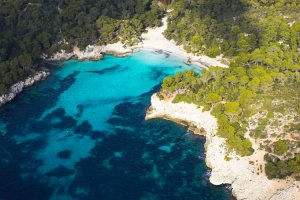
[273,140,289,155]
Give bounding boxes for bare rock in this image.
[0,71,50,106]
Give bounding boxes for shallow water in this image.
[0,50,233,200]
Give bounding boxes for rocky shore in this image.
[0,71,50,107]
[44,42,135,62]
[146,94,300,200]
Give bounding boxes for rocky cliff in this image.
[146,94,300,200]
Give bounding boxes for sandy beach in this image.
[141,16,228,68]
[48,15,228,69]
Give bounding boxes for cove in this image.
[0,50,233,200]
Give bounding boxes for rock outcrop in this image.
[74,45,103,61]
[44,50,74,61]
[146,94,300,200]
[45,42,135,62]
[0,71,50,106]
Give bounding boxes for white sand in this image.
[48,15,228,68]
[141,16,228,68]
[97,15,228,68]
[146,94,300,200]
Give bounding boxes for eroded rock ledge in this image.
[0,71,50,106]
[145,94,300,200]
[44,43,135,61]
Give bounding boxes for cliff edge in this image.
[146,94,300,200]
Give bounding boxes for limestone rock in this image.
[47,50,74,61]
[145,94,300,200]
[75,45,103,61]
[0,71,50,106]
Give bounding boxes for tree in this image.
[18,54,32,70]
[239,89,256,108]
[225,75,239,86]
[259,75,273,92]
[161,76,175,91]
[248,77,260,92]
[271,72,287,85]
[96,16,120,44]
[273,140,289,155]
[205,93,222,105]
[239,75,249,85]
[0,83,5,95]
[221,125,236,139]
[209,66,226,78]
[251,49,265,65]
[232,66,247,77]
[248,67,267,78]
[227,136,253,156]
[224,102,242,122]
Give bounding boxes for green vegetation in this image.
[273,140,289,155]
[161,68,255,157]
[160,0,300,179]
[165,0,300,58]
[265,154,300,179]
[0,0,163,94]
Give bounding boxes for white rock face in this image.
[46,43,134,61]
[47,50,74,61]
[145,94,217,133]
[0,71,50,106]
[99,42,135,57]
[75,45,103,61]
[146,94,300,200]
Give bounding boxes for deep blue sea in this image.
[0,50,233,200]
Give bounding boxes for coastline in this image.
[0,11,298,200]
[146,94,300,200]
[0,71,50,107]
[45,15,228,69]
[0,14,228,108]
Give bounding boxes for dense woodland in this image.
[160,0,300,179]
[0,0,163,94]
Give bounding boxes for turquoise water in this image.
[0,50,233,199]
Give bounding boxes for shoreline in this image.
[0,71,50,107]
[45,15,228,69]
[0,14,228,108]
[146,94,300,200]
[1,13,298,200]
